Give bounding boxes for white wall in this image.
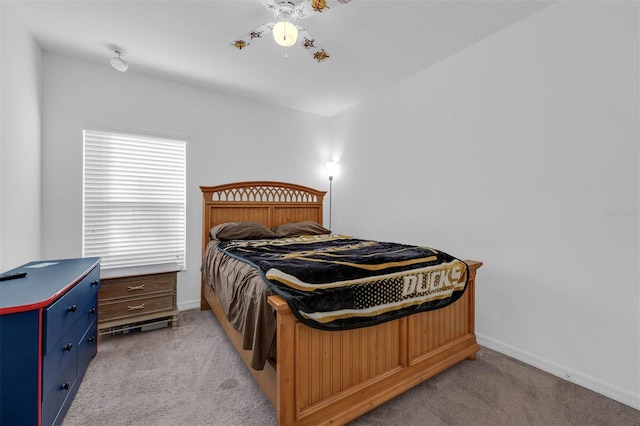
[41,53,331,309]
[0,2,43,271]
[331,1,639,408]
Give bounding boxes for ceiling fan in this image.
[231,0,351,62]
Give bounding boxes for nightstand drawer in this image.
[97,264,179,334]
[99,272,175,300]
[99,294,175,322]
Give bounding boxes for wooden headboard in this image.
[200,181,326,253]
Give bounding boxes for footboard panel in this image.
[409,279,473,362]
[295,319,404,418]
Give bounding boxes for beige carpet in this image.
[63,310,639,426]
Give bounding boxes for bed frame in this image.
[201,181,482,425]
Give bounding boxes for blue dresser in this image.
[0,257,100,425]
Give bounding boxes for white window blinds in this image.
[83,130,186,270]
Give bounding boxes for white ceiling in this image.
[8,0,553,117]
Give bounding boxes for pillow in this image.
[210,221,275,240]
[272,221,331,238]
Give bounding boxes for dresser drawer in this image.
[99,272,175,300]
[41,352,78,426]
[99,293,175,322]
[42,320,86,399]
[43,267,100,355]
[78,318,98,375]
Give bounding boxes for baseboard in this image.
[476,334,640,410]
[178,299,201,311]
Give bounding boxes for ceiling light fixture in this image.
[110,48,128,72]
[231,0,351,62]
[272,13,298,47]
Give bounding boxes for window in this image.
[83,130,186,270]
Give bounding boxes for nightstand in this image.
[98,263,179,335]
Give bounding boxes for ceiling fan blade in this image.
[296,0,351,17]
[231,23,274,50]
[297,28,330,62]
[256,0,278,11]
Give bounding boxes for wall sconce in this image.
[326,162,338,230]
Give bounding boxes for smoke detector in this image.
[110,48,128,72]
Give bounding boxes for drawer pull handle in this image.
[127,303,146,311]
[127,284,146,291]
[91,280,99,286]
[63,343,73,351]
[89,307,97,314]
[88,336,96,343]
[61,383,70,390]
[67,305,77,313]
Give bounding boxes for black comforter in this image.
[217,234,468,330]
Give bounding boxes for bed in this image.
[200,181,482,425]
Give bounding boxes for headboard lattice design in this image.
[211,185,320,203]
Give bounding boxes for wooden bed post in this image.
[271,297,297,425]
[464,260,482,360]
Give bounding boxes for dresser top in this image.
[0,257,100,314]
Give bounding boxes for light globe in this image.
[272,21,298,47]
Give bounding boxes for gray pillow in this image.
[272,221,331,238]
[210,221,276,240]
